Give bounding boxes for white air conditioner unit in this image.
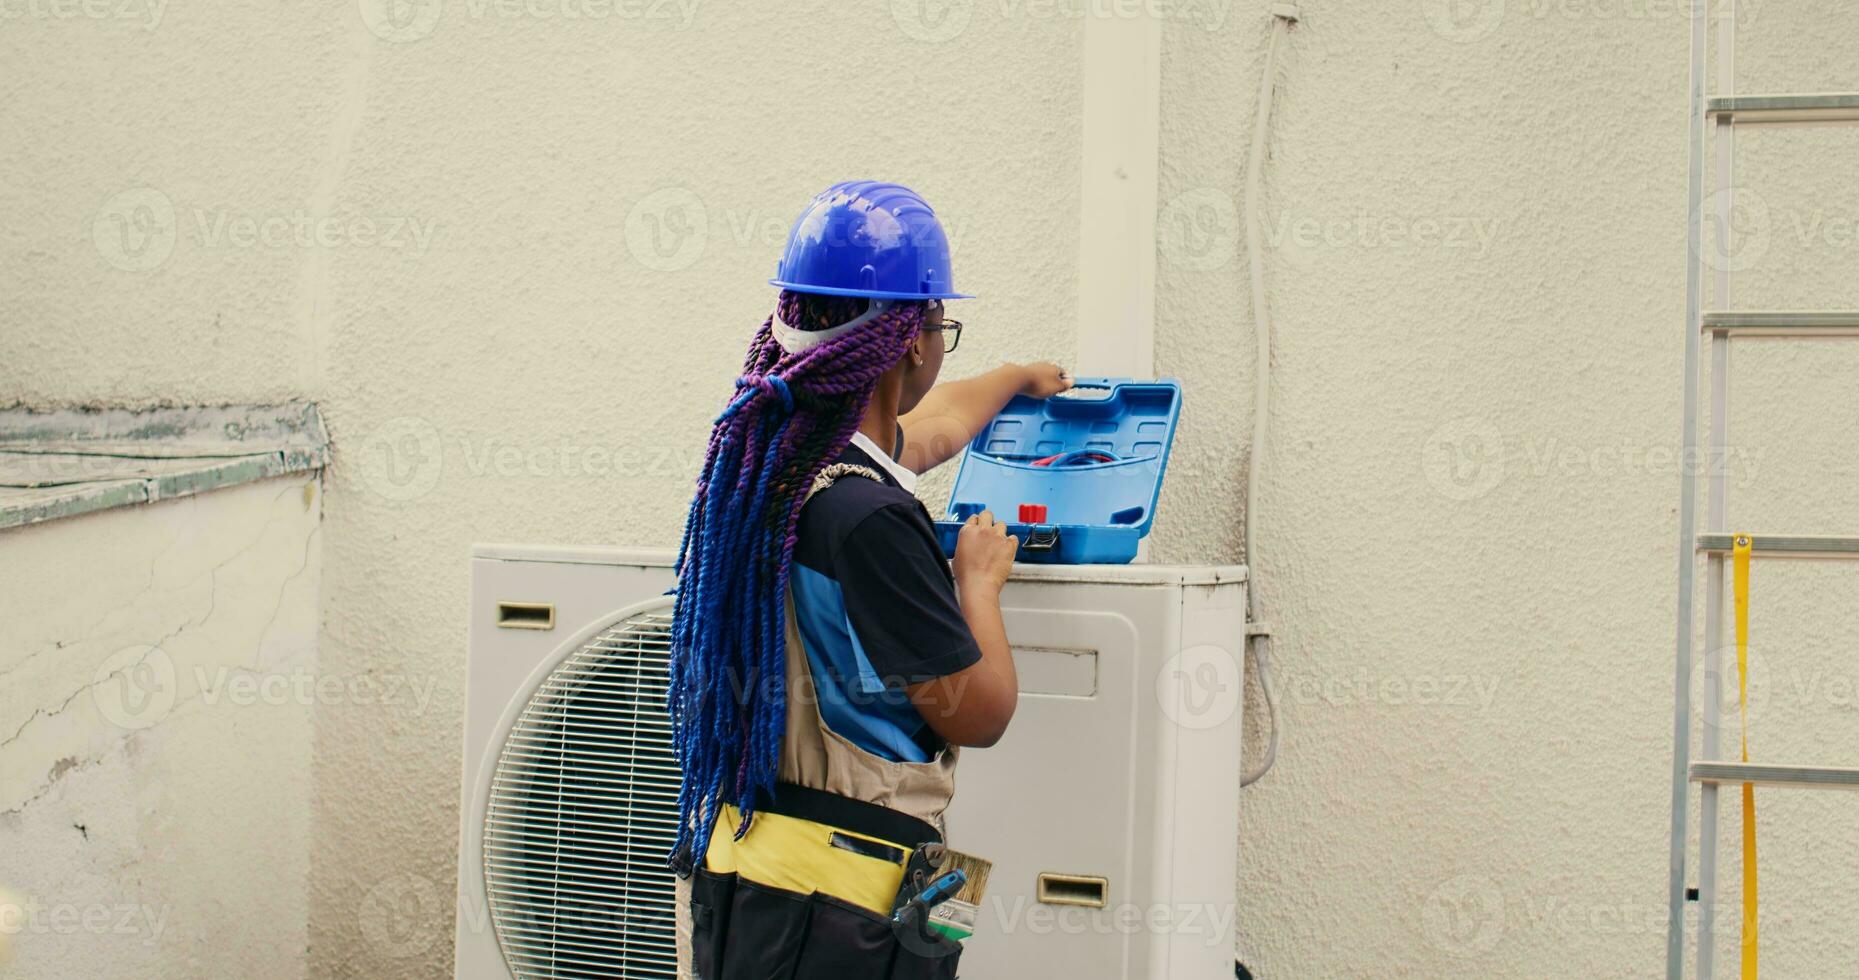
[455,544,1246,980]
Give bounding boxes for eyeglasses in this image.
[925,319,962,353]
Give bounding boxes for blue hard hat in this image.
[770,181,971,301]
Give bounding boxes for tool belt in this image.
[678,465,965,979]
[686,783,961,979]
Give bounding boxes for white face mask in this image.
[771,298,892,354]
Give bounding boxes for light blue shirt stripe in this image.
[788,564,931,762]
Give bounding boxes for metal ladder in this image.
[1665,4,1859,978]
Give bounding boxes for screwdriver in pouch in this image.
[892,868,968,927]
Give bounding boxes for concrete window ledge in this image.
[0,403,329,532]
[1,404,328,976]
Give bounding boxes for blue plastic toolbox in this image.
[934,377,1182,565]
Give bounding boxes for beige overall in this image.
[675,464,962,979]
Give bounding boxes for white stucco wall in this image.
[0,476,320,978]
[5,2,1859,977]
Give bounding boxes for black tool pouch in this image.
[885,908,964,979]
[693,876,963,980]
[687,867,737,980]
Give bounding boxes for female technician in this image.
[668,180,1069,978]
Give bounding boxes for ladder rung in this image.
[1707,93,1859,124]
[1691,762,1859,790]
[1698,534,1859,558]
[1702,310,1859,336]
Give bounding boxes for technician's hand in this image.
[953,510,1019,595]
[1018,362,1073,399]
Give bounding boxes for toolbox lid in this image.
[940,377,1181,553]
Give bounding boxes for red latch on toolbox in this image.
[1018,503,1048,524]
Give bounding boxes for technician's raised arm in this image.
[899,361,1072,474]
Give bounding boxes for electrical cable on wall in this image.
[1240,3,1299,789]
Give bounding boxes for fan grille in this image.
[485,604,681,979]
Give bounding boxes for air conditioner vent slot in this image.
[497,601,556,630]
[1036,872,1109,908]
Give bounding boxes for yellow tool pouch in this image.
[687,785,961,980]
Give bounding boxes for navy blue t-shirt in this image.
[788,435,981,761]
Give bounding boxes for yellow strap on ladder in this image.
[1733,533,1756,979]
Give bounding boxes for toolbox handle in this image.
[1020,527,1061,553]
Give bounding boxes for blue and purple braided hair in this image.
[669,290,927,865]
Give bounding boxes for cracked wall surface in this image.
[0,476,320,979]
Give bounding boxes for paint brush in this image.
[925,849,991,943]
